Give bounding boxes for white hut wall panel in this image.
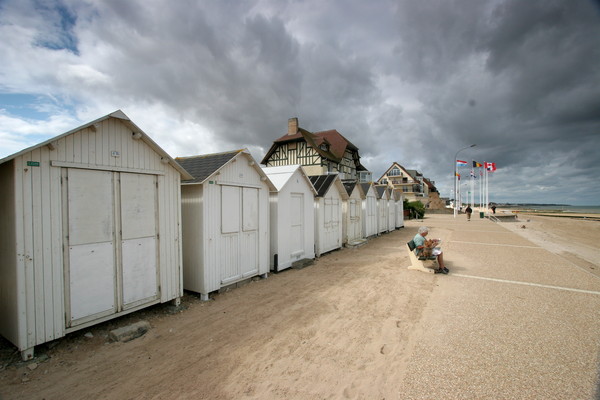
[0,120,183,357]
[344,190,363,244]
[316,191,342,256]
[270,174,315,271]
[342,198,348,245]
[181,184,205,293]
[202,182,222,294]
[0,161,23,349]
[183,161,270,296]
[268,192,279,269]
[377,196,388,234]
[292,191,315,260]
[363,189,378,238]
[395,196,404,228]
[387,196,395,232]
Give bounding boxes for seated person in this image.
[413,226,448,274]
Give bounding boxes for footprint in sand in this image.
[343,384,356,398]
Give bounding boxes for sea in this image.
[508,205,600,214]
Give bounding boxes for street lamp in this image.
[453,144,476,218]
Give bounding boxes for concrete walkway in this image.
[400,214,600,399]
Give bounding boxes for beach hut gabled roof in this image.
[392,188,403,201]
[375,185,389,199]
[0,109,193,180]
[342,180,366,199]
[261,165,317,195]
[309,174,349,199]
[177,149,276,190]
[360,182,373,195]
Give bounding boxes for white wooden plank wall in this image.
[6,117,183,351]
[181,185,204,293]
[258,185,270,276]
[184,158,271,295]
[203,182,222,293]
[218,156,262,187]
[0,162,19,345]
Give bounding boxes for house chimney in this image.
[288,117,298,135]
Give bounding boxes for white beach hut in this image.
[177,150,275,300]
[0,110,192,360]
[360,183,378,238]
[394,189,405,229]
[262,165,317,272]
[375,185,390,234]
[387,188,396,232]
[309,174,349,257]
[342,181,366,246]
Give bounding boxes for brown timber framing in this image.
[265,141,321,167]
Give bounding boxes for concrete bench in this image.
[406,239,437,274]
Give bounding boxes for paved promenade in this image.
[401,214,600,399]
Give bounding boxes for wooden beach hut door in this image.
[65,169,159,327]
[220,186,259,285]
[290,193,305,258]
[378,198,387,233]
[365,192,377,237]
[348,199,361,241]
[322,195,341,252]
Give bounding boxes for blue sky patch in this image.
[33,1,80,55]
[0,93,73,120]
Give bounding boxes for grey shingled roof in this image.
[375,185,387,199]
[342,181,357,196]
[309,175,338,197]
[360,182,372,195]
[176,150,242,184]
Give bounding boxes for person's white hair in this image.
[418,226,429,234]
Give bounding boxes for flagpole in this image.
[485,166,489,215]
[453,144,476,218]
[479,167,483,210]
[470,169,475,208]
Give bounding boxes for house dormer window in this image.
[320,143,329,151]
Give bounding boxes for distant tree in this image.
[404,199,425,219]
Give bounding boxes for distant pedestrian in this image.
[465,206,473,221]
[491,205,496,214]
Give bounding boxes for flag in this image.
[485,162,497,172]
[456,160,467,167]
[473,161,482,168]
[455,172,461,180]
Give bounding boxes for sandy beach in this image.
[1,212,599,399]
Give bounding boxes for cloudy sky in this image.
[1,0,599,205]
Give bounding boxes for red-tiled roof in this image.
[271,128,358,161]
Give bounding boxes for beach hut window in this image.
[290,193,304,251]
[222,186,240,233]
[242,187,258,232]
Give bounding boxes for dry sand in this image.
[0,213,598,399]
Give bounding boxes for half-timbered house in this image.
[261,118,369,181]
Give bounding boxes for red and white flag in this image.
[485,162,497,172]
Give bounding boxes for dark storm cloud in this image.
[1,0,599,204]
